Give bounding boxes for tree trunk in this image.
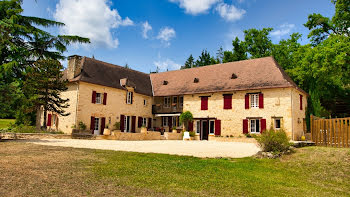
[43,108,47,130]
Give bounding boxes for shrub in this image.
[189,131,196,137]
[78,121,87,130]
[179,111,193,131]
[114,122,120,130]
[256,129,292,153]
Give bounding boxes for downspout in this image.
[291,88,294,140]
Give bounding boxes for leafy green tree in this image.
[223,37,247,63]
[216,47,224,63]
[195,50,217,67]
[24,59,70,129]
[304,0,350,45]
[179,111,193,131]
[272,33,302,70]
[243,28,273,58]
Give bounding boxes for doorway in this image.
[201,120,209,140]
[93,117,100,135]
[124,116,131,132]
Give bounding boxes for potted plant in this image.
[179,111,193,140]
[141,126,147,133]
[172,126,177,133]
[104,124,111,135]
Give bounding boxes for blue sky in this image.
[22,0,334,73]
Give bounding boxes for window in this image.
[142,118,147,127]
[250,119,260,133]
[162,117,168,127]
[196,121,200,134]
[275,118,281,130]
[164,97,170,108]
[179,96,183,108]
[127,91,133,104]
[52,114,57,126]
[144,99,147,106]
[96,93,102,104]
[300,94,303,110]
[94,118,100,131]
[172,96,178,110]
[251,94,259,108]
[172,116,178,127]
[209,120,215,135]
[124,116,131,132]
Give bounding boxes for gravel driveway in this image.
[29,139,260,158]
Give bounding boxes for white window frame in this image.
[250,119,260,134]
[251,94,259,108]
[96,93,102,104]
[274,118,281,130]
[179,96,183,108]
[164,97,170,108]
[124,116,131,132]
[52,114,57,126]
[162,117,169,127]
[196,121,200,134]
[209,120,215,135]
[142,117,147,127]
[127,91,133,104]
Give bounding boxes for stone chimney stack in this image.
[67,55,82,80]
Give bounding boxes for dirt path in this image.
[28,139,260,158]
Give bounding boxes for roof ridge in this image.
[84,57,150,77]
[150,56,274,75]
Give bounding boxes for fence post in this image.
[310,115,314,142]
[323,120,327,146]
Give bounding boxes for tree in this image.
[223,37,247,63]
[216,47,224,63]
[272,33,302,70]
[24,59,70,129]
[0,0,89,123]
[182,54,195,69]
[179,111,193,131]
[195,50,218,67]
[243,28,273,58]
[304,0,350,45]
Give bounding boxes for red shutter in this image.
[101,117,106,135]
[138,117,142,128]
[300,95,303,110]
[201,97,208,110]
[90,116,95,133]
[120,115,125,131]
[259,93,264,109]
[215,119,221,136]
[148,118,152,129]
[47,114,52,126]
[245,94,249,109]
[243,119,248,134]
[223,95,232,109]
[131,116,136,133]
[188,121,194,131]
[103,93,107,105]
[92,91,96,103]
[168,117,172,129]
[261,119,266,133]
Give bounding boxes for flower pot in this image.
[141,127,147,133]
[301,135,306,141]
[103,128,111,136]
[172,129,177,133]
[183,131,190,140]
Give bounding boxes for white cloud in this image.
[154,59,181,71]
[215,3,246,22]
[54,0,134,49]
[142,21,152,39]
[157,27,176,46]
[271,23,296,39]
[169,0,220,15]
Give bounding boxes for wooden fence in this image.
[310,115,350,147]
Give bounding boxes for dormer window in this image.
[231,73,238,79]
[194,78,199,83]
[163,80,168,85]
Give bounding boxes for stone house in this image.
[38,55,307,140]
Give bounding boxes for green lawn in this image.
[0,119,15,129]
[0,142,349,196]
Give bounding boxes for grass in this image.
[0,119,15,129]
[0,141,350,196]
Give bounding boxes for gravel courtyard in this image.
[29,139,260,158]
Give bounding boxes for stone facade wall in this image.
[183,88,305,139]
[291,88,308,140]
[96,131,161,140]
[76,82,153,133]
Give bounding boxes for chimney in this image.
[67,55,82,80]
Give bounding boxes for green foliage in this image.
[114,121,120,130]
[243,28,274,58]
[179,111,193,131]
[256,129,292,153]
[78,121,87,131]
[189,131,196,137]
[181,54,195,69]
